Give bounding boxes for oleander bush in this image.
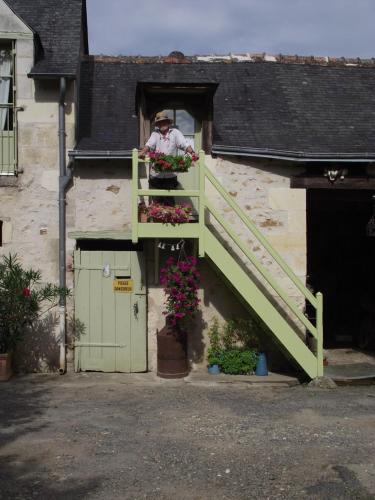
[0,254,69,353]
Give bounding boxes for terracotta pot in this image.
[157,317,189,379]
[0,352,13,382]
[138,210,148,223]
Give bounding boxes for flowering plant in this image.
[148,203,192,224]
[149,151,199,173]
[0,254,69,353]
[160,256,200,325]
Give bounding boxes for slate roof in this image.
[4,0,87,77]
[76,55,375,160]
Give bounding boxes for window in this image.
[137,83,217,154]
[162,108,200,150]
[0,41,16,175]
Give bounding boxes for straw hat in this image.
[154,111,172,124]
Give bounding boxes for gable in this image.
[0,0,33,36]
[3,0,87,77]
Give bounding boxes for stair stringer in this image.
[204,227,318,379]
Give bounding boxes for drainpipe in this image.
[58,77,73,374]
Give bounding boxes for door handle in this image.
[133,302,139,317]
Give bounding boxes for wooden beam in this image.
[68,231,132,240]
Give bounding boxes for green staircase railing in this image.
[132,149,323,379]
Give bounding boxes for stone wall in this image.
[0,40,75,278]
[0,20,75,370]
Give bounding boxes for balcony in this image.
[131,149,204,252]
[0,103,17,175]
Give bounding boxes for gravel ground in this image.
[1,373,375,500]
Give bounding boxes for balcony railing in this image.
[0,103,17,175]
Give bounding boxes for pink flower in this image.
[22,287,30,297]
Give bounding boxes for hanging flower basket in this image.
[160,255,201,325]
[149,152,199,173]
[157,255,201,379]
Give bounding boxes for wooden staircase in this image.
[132,150,323,379]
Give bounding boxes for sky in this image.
[87,0,375,59]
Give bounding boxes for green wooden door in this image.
[73,250,147,372]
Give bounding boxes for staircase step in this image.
[204,227,319,379]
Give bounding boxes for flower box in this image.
[139,202,192,224]
[149,152,199,173]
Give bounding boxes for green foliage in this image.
[218,348,258,375]
[0,254,69,353]
[207,317,222,365]
[222,317,262,350]
[207,316,261,374]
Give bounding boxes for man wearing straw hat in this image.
[139,110,196,193]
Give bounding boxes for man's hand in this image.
[139,147,149,159]
[185,146,198,161]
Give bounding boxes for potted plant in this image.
[0,254,69,381]
[206,317,260,375]
[207,317,221,374]
[149,152,199,174]
[157,255,200,378]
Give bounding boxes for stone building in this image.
[1,0,375,378]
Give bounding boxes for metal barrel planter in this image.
[157,317,189,379]
[0,353,13,382]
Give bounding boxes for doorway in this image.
[73,249,147,372]
[307,190,375,349]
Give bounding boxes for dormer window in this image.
[137,83,217,155]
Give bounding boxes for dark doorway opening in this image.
[307,189,375,349]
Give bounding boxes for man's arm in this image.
[139,132,156,158]
[174,129,196,155]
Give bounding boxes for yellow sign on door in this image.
[113,279,134,293]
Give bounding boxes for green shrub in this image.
[222,317,262,350]
[207,317,259,373]
[207,317,222,365]
[218,347,258,375]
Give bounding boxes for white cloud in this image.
[87,0,375,57]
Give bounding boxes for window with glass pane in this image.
[0,41,16,175]
[164,109,196,149]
